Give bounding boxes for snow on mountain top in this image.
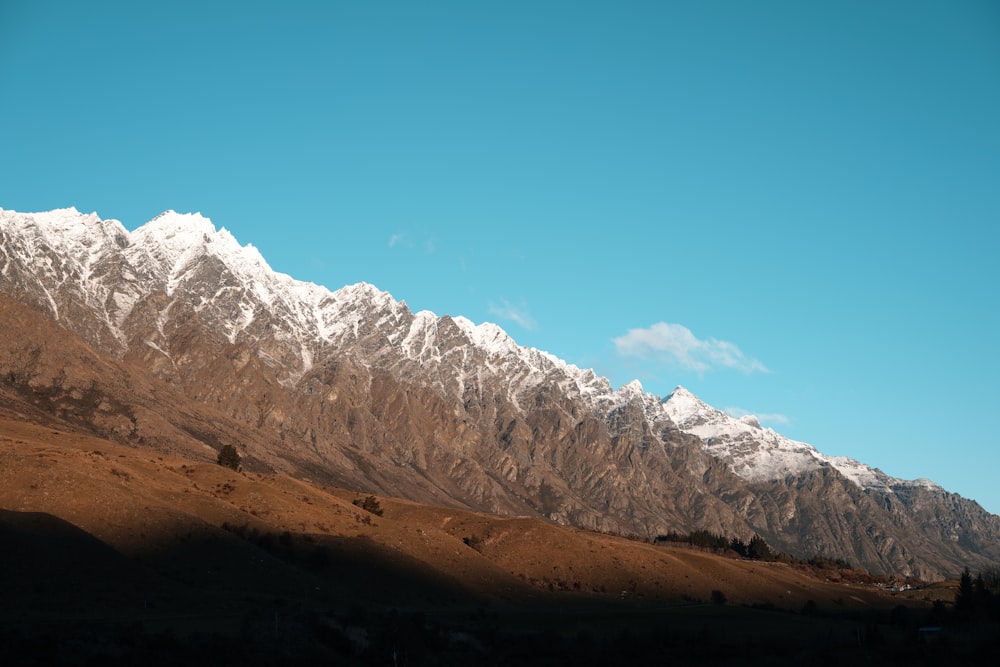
[620,379,645,396]
[0,208,607,406]
[132,210,262,270]
[1,206,129,259]
[663,385,705,415]
[819,457,941,492]
[449,314,611,401]
[332,282,417,325]
[332,281,391,303]
[452,316,520,356]
[130,212,261,304]
[3,205,86,223]
[664,387,824,481]
[665,386,791,443]
[0,209,135,318]
[902,478,944,491]
[823,456,893,490]
[129,211,357,323]
[144,209,216,234]
[6,205,85,225]
[1,206,948,499]
[662,385,944,494]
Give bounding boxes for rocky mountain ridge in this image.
[662,386,941,493]
[2,206,998,579]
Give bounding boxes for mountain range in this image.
[1,206,998,580]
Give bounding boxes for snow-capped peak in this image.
[1,206,129,258]
[452,316,520,357]
[132,210,245,262]
[663,385,706,413]
[328,282,406,320]
[145,209,215,232]
[125,210,288,304]
[661,385,940,494]
[620,379,645,396]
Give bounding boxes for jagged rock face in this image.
[662,386,1000,577]
[2,207,998,579]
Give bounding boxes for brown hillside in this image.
[10,414,997,666]
[1,415,917,618]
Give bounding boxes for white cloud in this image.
[612,322,769,374]
[725,407,790,425]
[488,299,536,330]
[388,231,435,253]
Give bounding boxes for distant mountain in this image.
[2,206,998,579]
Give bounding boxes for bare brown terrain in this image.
[0,415,912,610]
[5,413,996,665]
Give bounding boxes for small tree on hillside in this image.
[956,567,975,612]
[729,537,748,558]
[747,534,775,561]
[352,495,384,516]
[217,444,241,471]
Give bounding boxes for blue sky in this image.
[2,1,999,514]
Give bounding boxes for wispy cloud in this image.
[488,299,536,330]
[388,231,435,254]
[725,407,790,425]
[613,322,768,374]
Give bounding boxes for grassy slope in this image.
[0,416,930,618]
[12,415,1000,665]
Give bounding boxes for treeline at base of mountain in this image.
[656,530,849,565]
[653,530,905,581]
